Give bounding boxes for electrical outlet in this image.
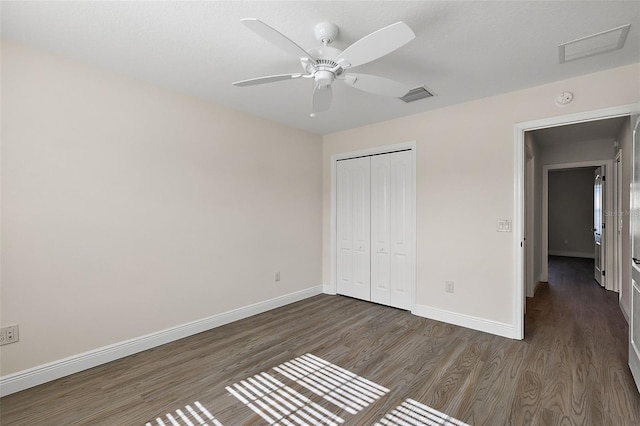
[275,271,281,282]
[445,281,454,293]
[497,219,512,232]
[0,324,19,346]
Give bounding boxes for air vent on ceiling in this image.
[399,86,434,103]
[559,24,631,63]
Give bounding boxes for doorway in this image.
[541,161,612,288]
[513,104,636,339]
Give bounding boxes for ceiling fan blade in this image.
[241,18,317,65]
[344,73,411,97]
[312,84,333,113]
[334,22,415,69]
[233,73,304,87]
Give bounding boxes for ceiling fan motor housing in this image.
[314,22,339,45]
[303,45,344,77]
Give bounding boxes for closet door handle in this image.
[633,257,640,265]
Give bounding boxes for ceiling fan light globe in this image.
[314,70,334,87]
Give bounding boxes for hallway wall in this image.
[548,168,596,258]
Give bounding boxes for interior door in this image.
[630,116,640,393]
[594,167,605,286]
[336,157,371,300]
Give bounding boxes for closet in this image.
[336,150,413,310]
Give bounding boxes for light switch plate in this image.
[497,219,512,232]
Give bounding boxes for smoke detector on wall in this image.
[555,91,574,106]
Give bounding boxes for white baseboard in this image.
[620,298,630,324]
[548,250,595,259]
[322,285,336,295]
[412,304,515,339]
[0,286,322,397]
[532,276,544,296]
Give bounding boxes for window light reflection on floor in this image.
[226,353,390,425]
[273,353,389,415]
[375,399,470,426]
[145,401,222,426]
[226,371,344,425]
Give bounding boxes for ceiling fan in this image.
[233,19,416,116]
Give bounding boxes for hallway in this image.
[524,256,639,424]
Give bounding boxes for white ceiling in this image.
[2,1,639,135]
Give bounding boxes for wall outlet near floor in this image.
[0,324,19,346]
[275,271,281,282]
[445,281,454,293]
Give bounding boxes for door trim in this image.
[614,150,622,294]
[329,141,417,310]
[513,103,638,340]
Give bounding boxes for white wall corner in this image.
[323,285,336,295]
[0,285,323,397]
[412,304,516,339]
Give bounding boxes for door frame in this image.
[328,141,417,309]
[541,160,612,286]
[614,150,623,294]
[513,104,637,340]
[525,144,535,299]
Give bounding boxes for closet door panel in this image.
[336,161,353,294]
[371,155,391,305]
[389,150,413,309]
[336,157,371,300]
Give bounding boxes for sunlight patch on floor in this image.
[226,371,344,425]
[145,401,222,426]
[148,355,468,425]
[374,399,469,426]
[273,353,389,415]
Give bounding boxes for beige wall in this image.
[322,63,640,326]
[0,41,323,375]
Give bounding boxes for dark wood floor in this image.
[1,256,639,425]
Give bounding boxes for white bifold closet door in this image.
[337,150,412,310]
[336,156,371,301]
